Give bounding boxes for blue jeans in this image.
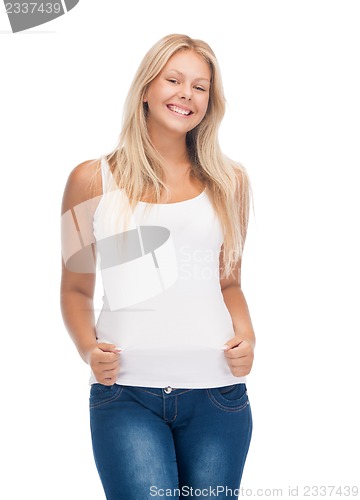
[89,383,253,499]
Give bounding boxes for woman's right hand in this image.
[85,343,122,385]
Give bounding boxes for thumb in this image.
[222,337,243,351]
[97,343,121,353]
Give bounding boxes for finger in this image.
[97,351,121,363]
[102,366,120,382]
[102,370,120,380]
[96,363,120,381]
[224,347,248,359]
[97,343,122,353]
[101,360,121,372]
[101,376,117,386]
[222,338,244,351]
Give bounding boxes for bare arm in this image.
[219,250,256,377]
[220,247,256,349]
[219,167,256,376]
[60,160,121,384]
[60,259,98,363]
[220,254,256,352]
[221,288,256,351]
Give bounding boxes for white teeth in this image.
[168,105,191,116]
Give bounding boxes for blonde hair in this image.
[90,33,253,279]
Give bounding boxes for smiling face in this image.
[143,49,211,138]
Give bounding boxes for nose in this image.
[178,85,192,101]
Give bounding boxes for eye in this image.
[195,86,206,92]
[168,79,178,84]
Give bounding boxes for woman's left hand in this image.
[222,336,255,377]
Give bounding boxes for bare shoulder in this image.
[61,158,102,215]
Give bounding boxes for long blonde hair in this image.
[90,33,253,279]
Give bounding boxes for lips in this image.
[167,104,193,116]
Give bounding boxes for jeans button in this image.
[164,386,172,394]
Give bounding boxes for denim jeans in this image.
[89,383,252,499]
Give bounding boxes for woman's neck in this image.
[148,129,191,181]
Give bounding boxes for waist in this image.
[89,347,246,389]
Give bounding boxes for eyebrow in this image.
[166,69,210,83]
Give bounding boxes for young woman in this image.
[61,33,255,500]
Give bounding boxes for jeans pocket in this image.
[206,383,250,412]
[89,383,124,409]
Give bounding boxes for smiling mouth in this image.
[167,105,193,116]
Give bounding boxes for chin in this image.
[162,122,193,135]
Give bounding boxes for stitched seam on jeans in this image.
[166,396,178,423]
[206,389,250,413]
[89,385,124,408]
[133,388,163,398]
[131,387,193,397]
[218,384,236,395]
[171,389,193,396]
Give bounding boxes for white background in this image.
[1,1,359,498]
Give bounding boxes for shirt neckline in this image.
[103,156,207,207]
[136,187,207,206]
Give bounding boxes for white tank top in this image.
[90,156,246,388]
